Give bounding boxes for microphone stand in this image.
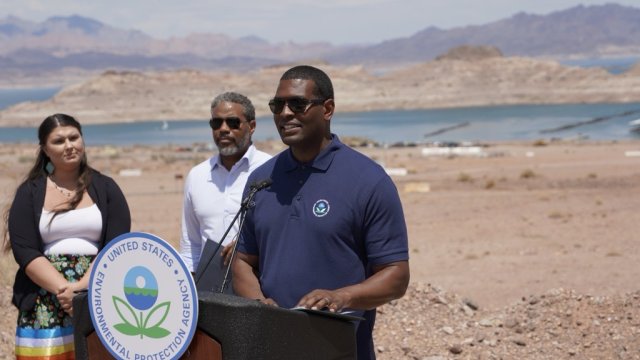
[193,181,267,293]
[218,195,252,293]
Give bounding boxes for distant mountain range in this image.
[1,3,640,75]
[328,4,640,65]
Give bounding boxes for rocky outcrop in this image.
[435,45,503,61]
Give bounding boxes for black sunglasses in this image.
[268,97,325,115]
[209,117,244,130]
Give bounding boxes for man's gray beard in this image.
[219,145,239,156]
[218,131,251,156]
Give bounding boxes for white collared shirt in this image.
[180,144,271,272]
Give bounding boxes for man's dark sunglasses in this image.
[209,117,244,130]
[268,97,325,115]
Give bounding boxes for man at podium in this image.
[233,65,410,360]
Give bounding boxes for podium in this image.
[73,291,357,359]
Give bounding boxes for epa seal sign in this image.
[89,232,198,359]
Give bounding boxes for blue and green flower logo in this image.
[313,199,330,217]
[113,266,170,338]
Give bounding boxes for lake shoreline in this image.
[2,57,640,127]
[2,103,640,145]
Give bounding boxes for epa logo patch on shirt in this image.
[313,199,330,217]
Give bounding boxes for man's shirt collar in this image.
[284,134,342,172]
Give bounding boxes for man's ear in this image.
[323,99,335,121]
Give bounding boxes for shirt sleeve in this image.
[362,175,409,266]
[180,172,202,272]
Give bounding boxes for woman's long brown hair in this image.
[2,114,93,253]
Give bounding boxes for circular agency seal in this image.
[88,232,198,360]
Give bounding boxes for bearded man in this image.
[180,92,271,288]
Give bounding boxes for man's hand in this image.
[258,298,279,307]
[295,261,410,312]
[296,289,351,312]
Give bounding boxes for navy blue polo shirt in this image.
[239,135,408,359]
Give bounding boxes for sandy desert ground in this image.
[0,138,639,359]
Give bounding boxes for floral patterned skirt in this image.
[15,254,94,360]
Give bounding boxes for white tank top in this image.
[39,204,103,255]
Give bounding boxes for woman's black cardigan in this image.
[8,170,131,311]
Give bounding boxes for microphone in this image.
[250,178,273,192]
[241,178,272,208]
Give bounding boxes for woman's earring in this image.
[45,161,54,174]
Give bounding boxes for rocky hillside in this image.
[1,53,640,127]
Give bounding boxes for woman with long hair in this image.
[2,113,131,359]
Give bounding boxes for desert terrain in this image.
[2,50,640,127]
[0,138,639,359]
[1,47,640,358]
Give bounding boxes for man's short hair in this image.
[210,92,256,120]
[280,65,334,101]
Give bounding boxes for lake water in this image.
[1,88,639,145]
[560,56,640,74]
[0,87,60,110]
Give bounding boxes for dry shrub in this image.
[548,211,573,222]
[520,169,536,179]
[18,156,32,163]
[548,211,564,219]
[457,173,473,182]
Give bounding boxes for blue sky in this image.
[1,0,638,44]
